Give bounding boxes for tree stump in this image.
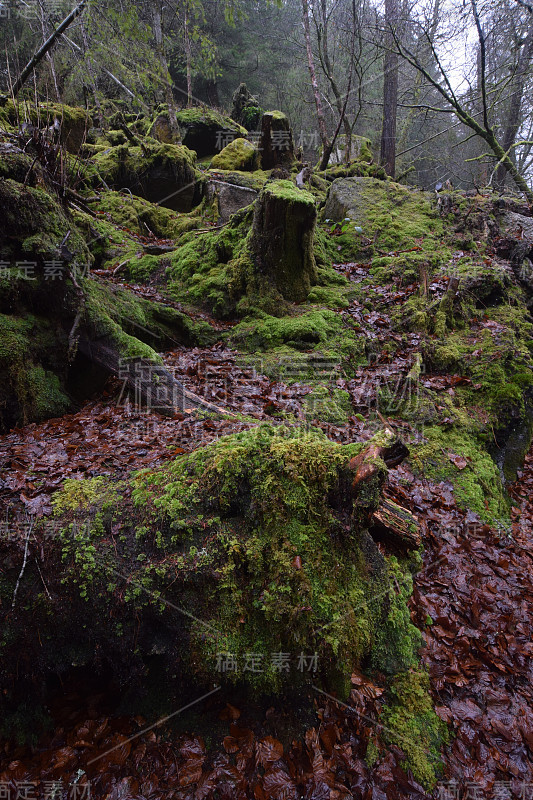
[249,179,318,302]
[259,111,295,169]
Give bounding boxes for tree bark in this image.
[495,22,533,190]
[301,0,331,167]
[380,0,399,178]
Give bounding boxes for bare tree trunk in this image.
[380,0,399,178]
[495,22,533,190]
[301,0,331,167]
[316,0,352,161]
[153,0,180,140]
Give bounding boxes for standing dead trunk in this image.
[184,1,193,107]
[380,0,399,178]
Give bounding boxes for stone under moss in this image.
[211,137,260,171]
[91,141,205,212]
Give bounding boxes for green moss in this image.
[93,191,185,238]
[167,206,254,317]
[3,101,88,152]
[411,426,509,524]
[128,424,417,691]
[323,177,446,261]
[0,179,90,263]
[0,312,70,428]
[52,476,119,514]
[263,178,315,207]
[211,138,260,171]
[381,668,448,789]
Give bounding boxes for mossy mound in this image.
[0,143,44,186]
[166,206,254,317]
[207,168,269,191]
[0,425,422,696]
[90,141,205,212]
[92,190,202,239]
[380,668,448,788]
[211,137,260,171]
[175,107,246,157]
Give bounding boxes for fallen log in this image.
[77,336,226,417]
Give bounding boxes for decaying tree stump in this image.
[259,111,295,169]
[348,434,419,551]
[249,179,318,302]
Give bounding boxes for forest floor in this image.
[1,258,533,800]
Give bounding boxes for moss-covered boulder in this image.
[148,113,181,144]
[249,179,318,302]
[323,176,438,250]
[0,425,423,713]
[176,107,246,157]
[259,110,295,169]
[0,143,44,186]
[211,137,259,171]
[91,141,205,212]
[207,178,259,224]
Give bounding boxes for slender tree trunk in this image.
[301,0,331,167]
[317,0,352,161]
[153,0,180,139]
[184,2,193,107]
[495,22,533,190]
[80,19,103,126]
[380,0,399,177]
[37,0,61,101]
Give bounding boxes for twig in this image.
[12,517,34,610]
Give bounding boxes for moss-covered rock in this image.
[0,312,71,428]
[0,143,44,186]
[148,113,181,144]
[0,424,424,709]
[211,137,260,171]
[91,141,205,212]
[231,83,263,131]
[3,101,88,152]
[0,178,90,264]
[323,177,440,252]
[176,107,246,157]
